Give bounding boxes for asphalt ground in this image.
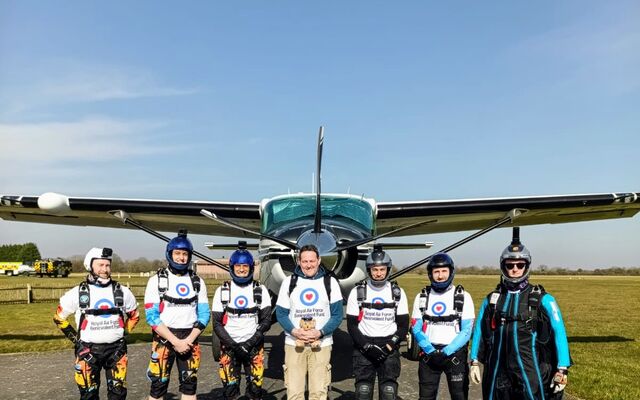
[1,320,532,400]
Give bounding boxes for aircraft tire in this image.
[406,332,421,361]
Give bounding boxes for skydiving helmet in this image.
[229,241,255,285]
[366,245,392,288]
[500,228,531,287]
[166,230,193,272]
[83,247,113,286]
[427,252,455,292]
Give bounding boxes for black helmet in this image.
[427,252,455,292]
[500,229,531,289]
[365,245,391,287]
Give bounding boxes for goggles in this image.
[505,261,528,270]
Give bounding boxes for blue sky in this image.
[1,1,639,268]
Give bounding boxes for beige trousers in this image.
[283,344,332,400]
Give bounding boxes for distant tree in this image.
[19,242,41,263]
[0,244,21,261]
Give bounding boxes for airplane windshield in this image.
[262,196,374,234]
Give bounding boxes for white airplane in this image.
[1,128,639,300]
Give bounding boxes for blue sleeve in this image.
[443,318,474,356]
[411,319,436,354]
[470,297,488,361]
[196,303,210,328]
[144,303,162,328]
[276,305,295,334]
[541,294,571,368]
[320,300,344,336]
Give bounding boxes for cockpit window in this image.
[262,196,374,234]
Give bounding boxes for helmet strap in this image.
[87,272,111,287]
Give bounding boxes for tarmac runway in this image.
[0,321,481,399]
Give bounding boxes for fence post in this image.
[27,284,32,304]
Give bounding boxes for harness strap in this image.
[161,295,199,305]
[422,314,460,323]
[360,302,397,310]
[225,306,260,315]
[157,268,201,307]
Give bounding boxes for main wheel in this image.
[406,331,421,361]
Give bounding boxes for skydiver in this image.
[275,244,344,400]
[346,245,410,400]
[469,234,571,399]
[211,245,272,399]
[411,253,475,400]
[53,247,140,400]
[143,231,210,400]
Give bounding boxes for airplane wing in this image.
[376,192,640,236]
[2,191,639,239]
[0,193,260,237]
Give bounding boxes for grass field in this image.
[0,273,638,400]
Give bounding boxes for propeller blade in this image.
[314,126,324,233]
[200,209,299,250]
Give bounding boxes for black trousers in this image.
[353,339,401,398]
[418,346,469,400]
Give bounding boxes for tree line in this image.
[0,243,42,263]
[411,265,640,276]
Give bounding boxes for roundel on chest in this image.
[176,283,191,297]
[299,288,319,306]
[431,301,447,316]
[234,295,249,309]
[94,298,115,319]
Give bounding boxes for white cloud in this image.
[37,66,198,102]
[0,116,170,162]
[0,62,198,117]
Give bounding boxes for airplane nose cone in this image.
[297,230,338,256]
[296,230,340,269]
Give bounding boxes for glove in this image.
[423,349,446,365]
[232,342,252,360]
[550,368,568,393]
[469,360,482,384]
[362,343,388,363]
[386,335,401,352]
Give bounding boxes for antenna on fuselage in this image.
[313,126,324,233]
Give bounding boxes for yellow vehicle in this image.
[34,258,72,277]
[0,262,35,276]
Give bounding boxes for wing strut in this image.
[334,219,438,252]
[109,210,229,271]
[387,208,526,281]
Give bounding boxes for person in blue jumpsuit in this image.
[469,231,571,400]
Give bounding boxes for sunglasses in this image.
[505,262,527,270]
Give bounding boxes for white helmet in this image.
[83,247,113,272]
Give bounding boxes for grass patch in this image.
[397,274,640,400]
[0,274,638,399]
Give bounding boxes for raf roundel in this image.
[176,283,191,297]
[372,297,385,305]
[431,301,447,316]
[299,288,319,306]
[94,298,115,318]
[234,295,249,309]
